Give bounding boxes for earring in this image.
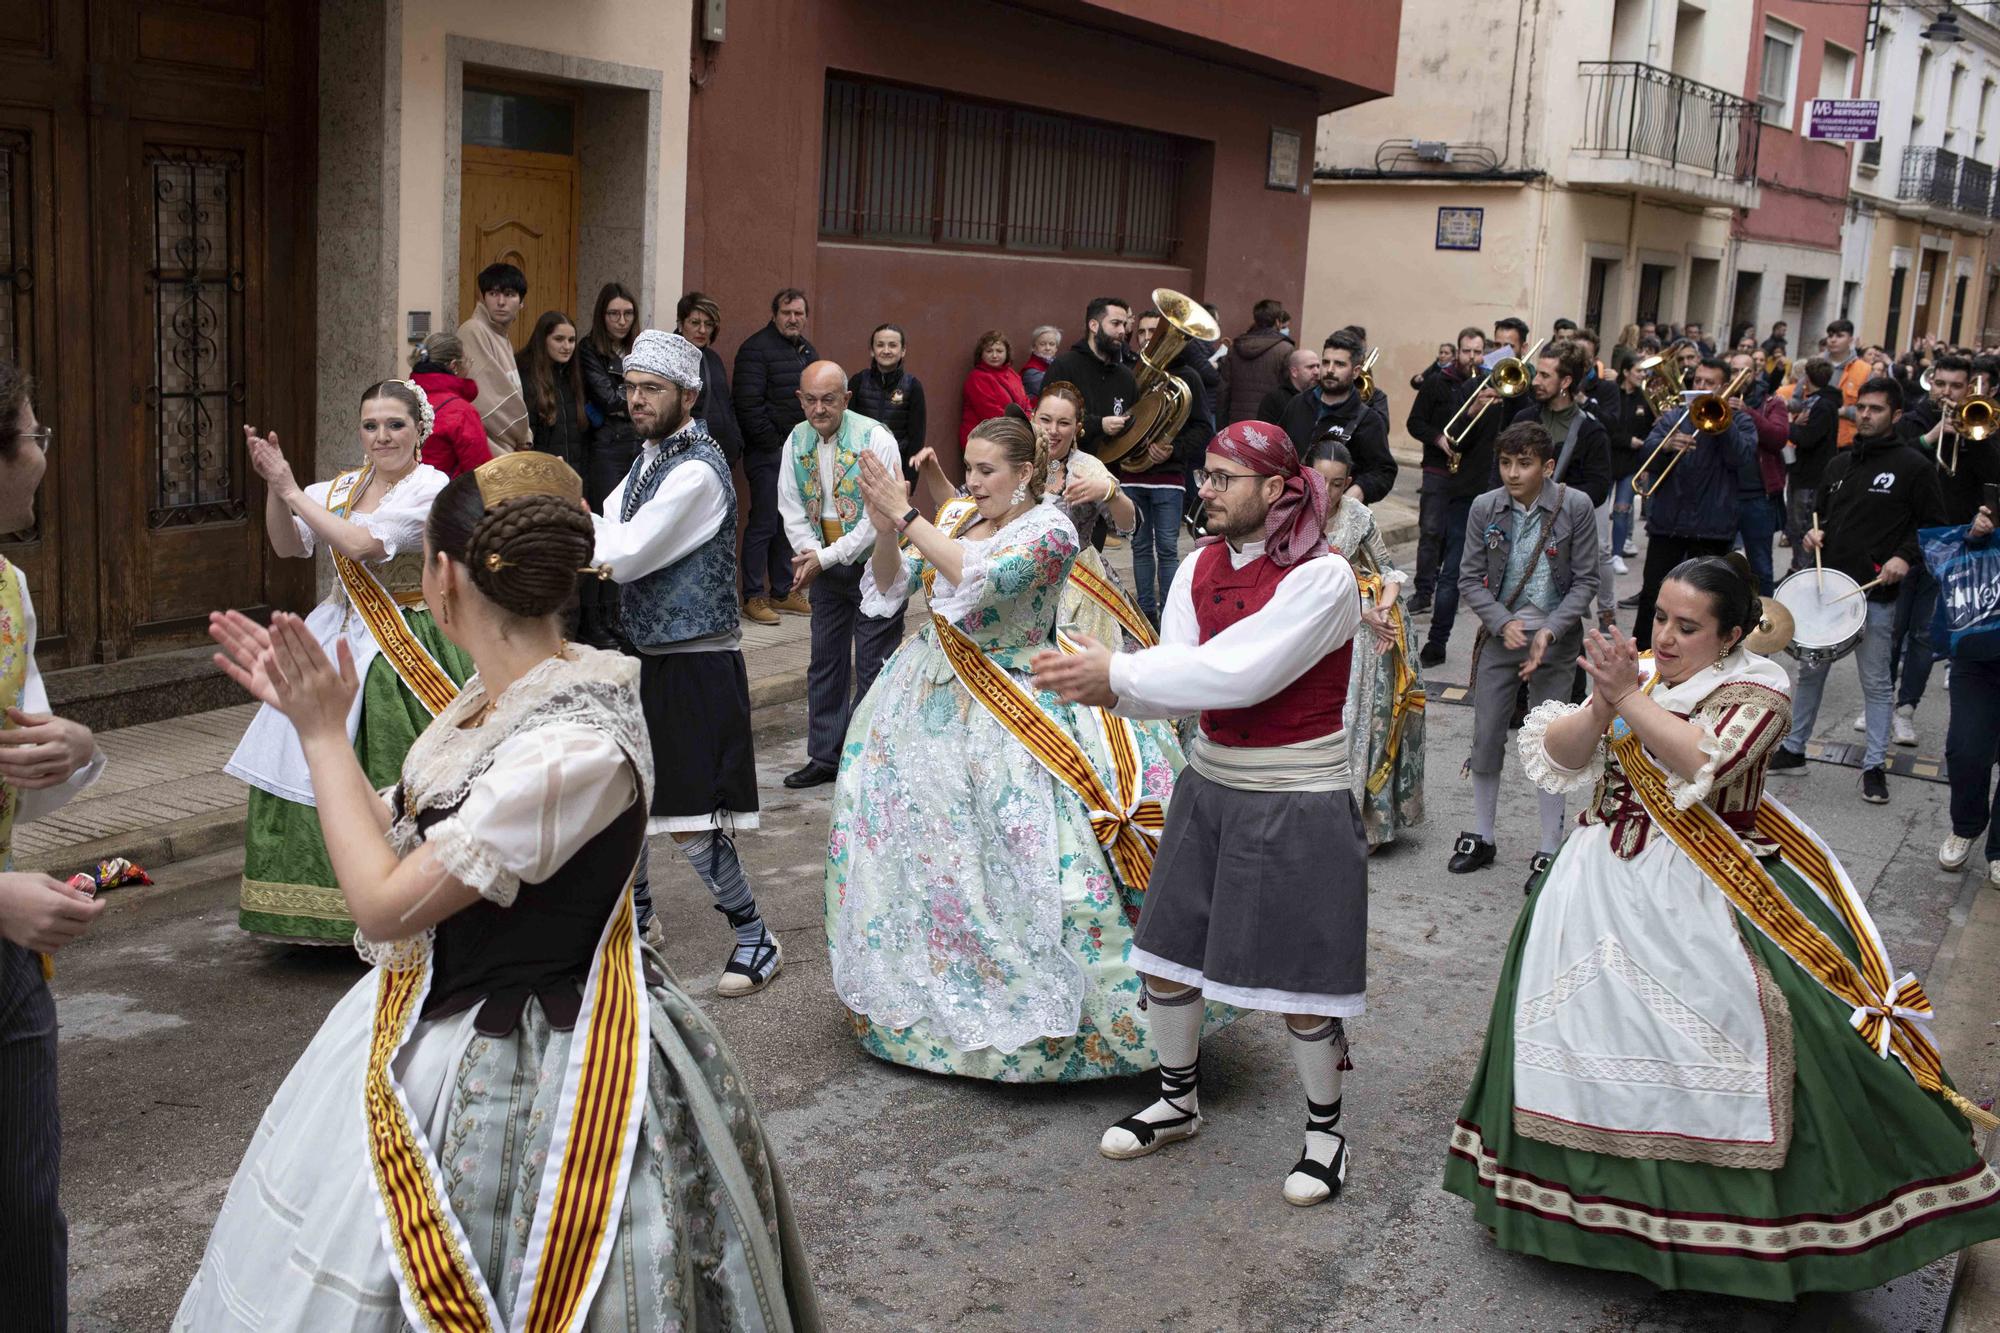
[1011,481,1030,505]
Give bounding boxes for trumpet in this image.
[1632,365,1754,498]
[1355,346,1381,402]
[1943,373,1998,475]
[1440,337,1547,454]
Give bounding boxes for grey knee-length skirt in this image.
[1129,767,1368,1017]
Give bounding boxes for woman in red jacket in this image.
[406,332,491,478]
[959,330,1033,445]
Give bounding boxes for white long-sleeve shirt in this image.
[776,417,901,569]
[591,428,732,585]
[11,567,105,828]
[1110,540,1360,720]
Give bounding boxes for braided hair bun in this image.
[1665,552,1762,644]
[426,471,593,619]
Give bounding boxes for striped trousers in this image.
[0,941,64,1330]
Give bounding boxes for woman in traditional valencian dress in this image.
[1444,554,2000,1299]
[225,381,472,942]
[826,415,1219,1082]
[1032,384,1155,653]
[1309,441,1424,849]
[178,454,818,1331]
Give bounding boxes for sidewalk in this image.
[21,488,1417,880]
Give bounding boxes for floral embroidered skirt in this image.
[1444,848,2000,1299]
[825,630,1231,1082]
[236,611,471,943]
[1346,599,1425,849]
[173,963,820,1330]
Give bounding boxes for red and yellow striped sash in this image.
[1612,729,1997,1130]
[1068,558,1157,648]
[328,467,459,717]
[365,874,649,1331]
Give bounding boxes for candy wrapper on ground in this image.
[66,856,152,898]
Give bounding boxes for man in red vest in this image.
[1033,420,1364,1207]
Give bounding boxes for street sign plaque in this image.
[1806,99,1880,142]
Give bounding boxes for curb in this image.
[34,807,249,879]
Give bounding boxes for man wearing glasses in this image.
[773,360,907,789]
[590,329,783,997]
[1033,420,1368,1210]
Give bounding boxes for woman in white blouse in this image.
[223,380,471,943]
[179,453,818,1330]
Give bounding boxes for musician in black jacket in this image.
[1278,329,1396,501]
[1406,326,1486,614]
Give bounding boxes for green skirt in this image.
[239,611,471,944]
[1443,853,2000,1300]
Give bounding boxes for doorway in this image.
[459,83,580,350]
[1638,263,1673,325]
[1884,265,1909,353]
[1913,248,1944,346]
[1951,271,1970,345]
[1732,270,1763,337]
[1586,257,1619,334]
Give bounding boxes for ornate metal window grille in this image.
[0,129,37,543]
[147,145,246,529]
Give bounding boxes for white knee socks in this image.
[1283,1018,1350,1206]
[1100,981,1205,1159]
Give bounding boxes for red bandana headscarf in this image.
[1200,421,1329,567]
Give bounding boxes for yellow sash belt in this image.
[327,467,459,717]
[365,873,649,1331]
[1612,728,1998,1131]
[1068,558,1158,648]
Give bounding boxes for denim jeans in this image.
[1783,598,1896,769]
[1124,484,1184,625]
[1610,475,1637,556]
[1415,469,1451,599]
[1426,493,1476,650]
[1734,492,1778,596]
[1890,564,1939,709]
[1947,654,2000,857]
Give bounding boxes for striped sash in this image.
[1612,728,1999,1131]
[1068,557,1157,648]
[364,872,649,1332]
[327,467,459,717]
[923,500,1163,892]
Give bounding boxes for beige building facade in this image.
[1305,0,1759,385]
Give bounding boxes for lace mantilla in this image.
[1517,700,1603,794]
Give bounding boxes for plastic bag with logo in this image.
[1922,522,2000,660]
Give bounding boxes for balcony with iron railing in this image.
[1899,146,1998,222]
[1569,62,1762,209]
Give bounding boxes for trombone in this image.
[1440,337,1547,467]
[1355,346,1381,402]
[1632,365,1754,497]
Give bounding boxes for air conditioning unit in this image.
[1412,140,1453,163]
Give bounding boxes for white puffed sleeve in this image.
[859,549,919,617]
[1516,700,1604,794]
[1664,691,1790,811]
[291,479,336,554]
[351,465,447,560]
[423,723,638,907]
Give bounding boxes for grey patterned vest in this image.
[616,424,739,648]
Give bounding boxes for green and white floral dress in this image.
[826,498,1228,1081]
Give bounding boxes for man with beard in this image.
[1046,296,1141,460]
[1502,339,1613,624]
[1032,421,1366,1210]
[1406,326,1486,616]
[1279,329,1397,501]
[591,329,783,997]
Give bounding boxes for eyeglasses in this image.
[14,427,50,454]
[619,381,672,401]
[1193,468,1258,492]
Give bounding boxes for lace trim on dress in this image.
[354,929,434,972]
[1518,700,1603,794]
[427,815,521,907]
[1664,713,1727,811]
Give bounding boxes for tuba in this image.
[1099,288,1220,471]
[1354,346,1381,402]
[1632,353,1686,417]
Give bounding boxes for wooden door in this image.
[460,146,578,352]
[1914,249,1943,343]
[0,0,314,666]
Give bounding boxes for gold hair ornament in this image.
[472,451,585,509]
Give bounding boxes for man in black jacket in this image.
[1784,357,1841,572]
[847,322,928,480]
[1045,296,1140,460]
[1769,377,1945,805]
[1278,329,1397,501]
[732,287,817,624]
[1256,348,1319,425]
[1120,341,1214,624]
[1416,355,1506,666]
[1217,299,1295,427]
[1509,340,1613,624]
[1406,326,1486,614]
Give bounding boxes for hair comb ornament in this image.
[473,451,585,509]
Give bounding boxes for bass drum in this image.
[1772,567,1866,666]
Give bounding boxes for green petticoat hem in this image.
[845,993,1237,1084]
[239,611,471,944]
[1441,852,2000,1300]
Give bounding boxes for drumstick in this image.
[1811,510,1823,593]
[1826,576,1885,603]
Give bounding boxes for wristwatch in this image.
[897,505,920,532]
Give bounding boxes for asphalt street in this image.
[51,565,1995,1332]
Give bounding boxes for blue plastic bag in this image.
[1921,523,2000,660]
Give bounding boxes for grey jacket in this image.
[1457,482,1601,641]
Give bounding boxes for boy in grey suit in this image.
[1448,420,1601,892]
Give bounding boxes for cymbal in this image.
[1744,598,1794,656]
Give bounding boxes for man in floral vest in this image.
[777,359,908,788]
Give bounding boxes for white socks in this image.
[1283,1018,1350,1207]
[1538,791,1568,856]
[1472,772,1500,841]
[1100,982,1205,1160]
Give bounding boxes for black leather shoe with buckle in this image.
[1448,832,1496,874]
[1524,850,1556,895]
